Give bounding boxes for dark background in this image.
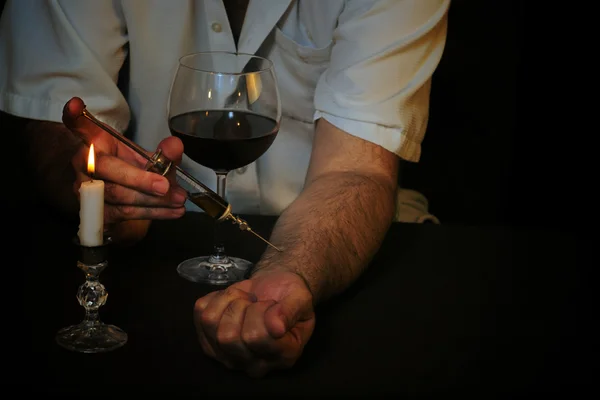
[0,1,573,230]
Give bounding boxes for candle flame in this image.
[87,143,96,177]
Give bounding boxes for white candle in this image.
[78,144,105,247]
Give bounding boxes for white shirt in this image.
[0,0,450,217]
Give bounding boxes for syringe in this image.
[80,107,281,252]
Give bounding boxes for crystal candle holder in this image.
[55,237,127,353]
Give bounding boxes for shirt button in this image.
[236,166,248,174]
[211,22,222,33]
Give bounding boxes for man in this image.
[0,0,450,377]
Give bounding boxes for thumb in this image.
[156,136,184,166]
[61,97,105,145]
[264,293,314,339]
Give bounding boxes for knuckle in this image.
[241,327,263,345]
[223,297,249,318]
[222,301,237,319]
[221,287,243,299]
[120,167,133,185]
[200,309,219,327]
[216,327,238,346]
[194,297,208,312]
[115,204,137,218]
[103,182,118,201]
[104,206,121,224]
[172,207,186,217]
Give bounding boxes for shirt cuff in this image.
[313,110,421,162]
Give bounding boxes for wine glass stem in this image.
[211,172,229,262]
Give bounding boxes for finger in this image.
[216,297,255,365]
[62,97,89,133]
[194,293,228,362]
[242,301,310,364]
[73,172,185,226]
[194,290,220,313]
[106,220,151,246]
[64,97,148,166]
[194,290,231,357]
[104,182,187,208]
[94,152,176,198]
[72,177,184,224]
[156,136,184,166]
[74,153,187,224]
[72,131,178,200]
[240,300,279,357]
[196,318,236,370]
[155,136,184,188]
[62,97,110,147]
[193,283,258,370]
[264,302,316,364]
[199,287,255,347]
[106,204,185,223]
[197,324,218,360]
[264,292,315,339]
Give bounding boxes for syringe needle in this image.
[248,229,282,252]
[225,214,282,252]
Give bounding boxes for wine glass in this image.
[168,51,281,285]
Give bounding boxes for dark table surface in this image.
[2,205,591,397]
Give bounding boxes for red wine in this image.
[169,110,278,172]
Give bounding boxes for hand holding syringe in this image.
[78,105,281,252]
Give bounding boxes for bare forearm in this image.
[252,171,397,304]
[24,120,82,217]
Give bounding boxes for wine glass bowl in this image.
[168,51,281,285]
[168,109,279,173]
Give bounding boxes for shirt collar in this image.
[237,0,293,55]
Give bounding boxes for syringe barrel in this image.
[174,168,231,220]
[145,149,231,220]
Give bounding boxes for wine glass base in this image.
[56,322,128,353]
[177,256,253,285]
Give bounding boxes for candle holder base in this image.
[56,237,127,353]
[56,322,127,353]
